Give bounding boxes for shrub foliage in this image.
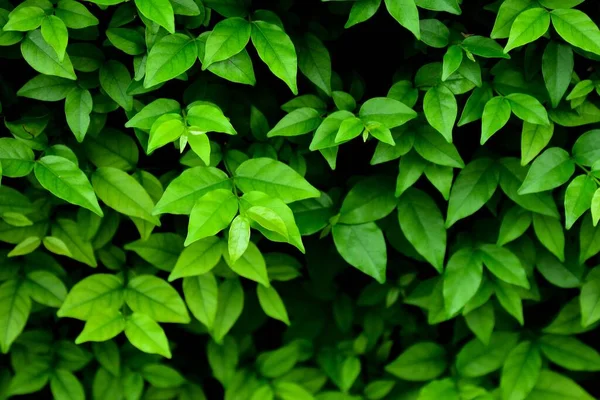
[2,0,600,399]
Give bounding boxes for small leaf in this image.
[479,244,529,288]
[144,33,197,88]
[385,342,446,381]
[504,8,550,53]
[423,85,457,143]
[500,341,542,400]
[185,189,238,246]
[257,284,290,325]
[125,313,171,358]
[204,17,251,67]
[134,0,174,33]
[518,148,575,194]
[481,96,511,144]
[443,248,483,315]
[384,0,420,39]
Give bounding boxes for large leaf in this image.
[0,280,31,353]
[144,33,197,87]
[34,156,103,217]
[125,275,190,323]
[500,341,542,400]
[203,17,251,67]
[21,30,76,80]
[550,9,600,56]
[397,188,446,272]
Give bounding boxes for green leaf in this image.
[532,214,565,261]
[212,278,244,343]
[446,158,499,227]
[580,215,600,264]
[99,60,133,111]
[228,216,250,264]
[456,332,520,377]
[504,8,550,53]
[479,244,529,288]
[297,33,332,96]
[442,45,463,81]
[572,129,600,167]
[17,74,76,101]
[124,233,184,272]
[185,189,237,246]
[491,0,536,39]
[360,97,417,130]
[527,370,594,400]
[518,148,575,194]
[183,273,218,329]
[500,341,542,400]
[384,0,420,39]
[24,271,67,308]
[126,275,189,323]
[415,0,461,14]
[458,84,493,126]
[83,128,139,171]
[345,0,381,29]
[92,167,160,225]
[8,236,41,257]
[57,274,125,320]
[339,176,396,224]
[481,96,511,144]
[41,15,68,62]
[187,103,237,134]
[21,30,76,80]
[461,35,509,59]
[51,219,97,266]
[332,222,387,283]
[250,21,298,94]
[564,175,595,230]
[223,240,270,287]
[144,33,197,88]
[125,98,181,130]
[414,126,464,168]
[335,116,364,143]
[581,278,600,327]
[34,156,103,217]
[539,335,600,371]
[106,28,146,56]
[496,282,526,325]
[153,166,232,215]
[257,284,290,325]
[50,370,85,400]
[443,248,483,315]
[385,342,446,381]
[420,19,448,48]
[134,0,174,33]
[55,0,99,29]
[267,108,321,138]
[169,236,221,280]
[65,87,93,142]
[550,9,600,56]
[75,310,126,343]
[124,312,171,358]
[464,302,495,345]
[423,85,457,143]
[204,17,251,68]
[148,114,186,153]
[0,280,31,353]
[542,42,573,108]
[397,188,446,272]
[521,122,554,166]
[3,6,45,31]
[505,93,550,125]
[234,158,320,203]
[0,138,35,178]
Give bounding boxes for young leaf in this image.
[65,87,93,142]
[41,16,68,62]
[186,189,237,246]
[521,122,554,166]
[75,310,126,343]
[228,216,250,264]
[345,0,381,29]
[442,45,463,81]
[57,274,125,320]
[169,236,221,280]
[266,108,321,138]
[359,97,417,129]
[564,175,595,230]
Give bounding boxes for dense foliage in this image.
[2,0,600,399]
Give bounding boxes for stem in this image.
[575,162,600,186]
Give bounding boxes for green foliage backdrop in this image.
[2,0,600,399]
